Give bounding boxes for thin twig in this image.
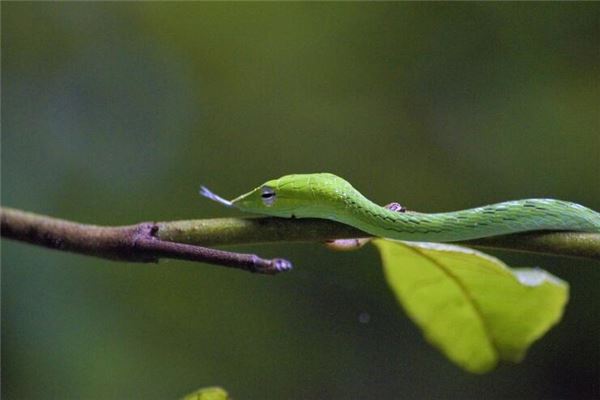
[0,207,291,274]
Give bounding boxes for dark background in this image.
[2,3,599,399]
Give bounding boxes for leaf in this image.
[181,387,230,400]
[373,239,569,374]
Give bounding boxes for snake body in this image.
[201,173,600,242]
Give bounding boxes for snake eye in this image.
[261,186,276,206]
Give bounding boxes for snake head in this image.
[199,178,298,217]
[230,176,308,218]
[201,173,350,219]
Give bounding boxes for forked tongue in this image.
[199,186,234,207]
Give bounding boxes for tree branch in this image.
[156,218,600,261]
[2,207,599,272]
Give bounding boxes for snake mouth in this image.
[230,193,251,208]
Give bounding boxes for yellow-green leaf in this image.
[373,239,568,374]
[181,387,230,400]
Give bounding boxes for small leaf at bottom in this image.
[181,387,230,400]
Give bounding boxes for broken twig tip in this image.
[272,258,293,272]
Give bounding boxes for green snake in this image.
[200,173,600,242]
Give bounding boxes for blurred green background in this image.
[2,3,599,399]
